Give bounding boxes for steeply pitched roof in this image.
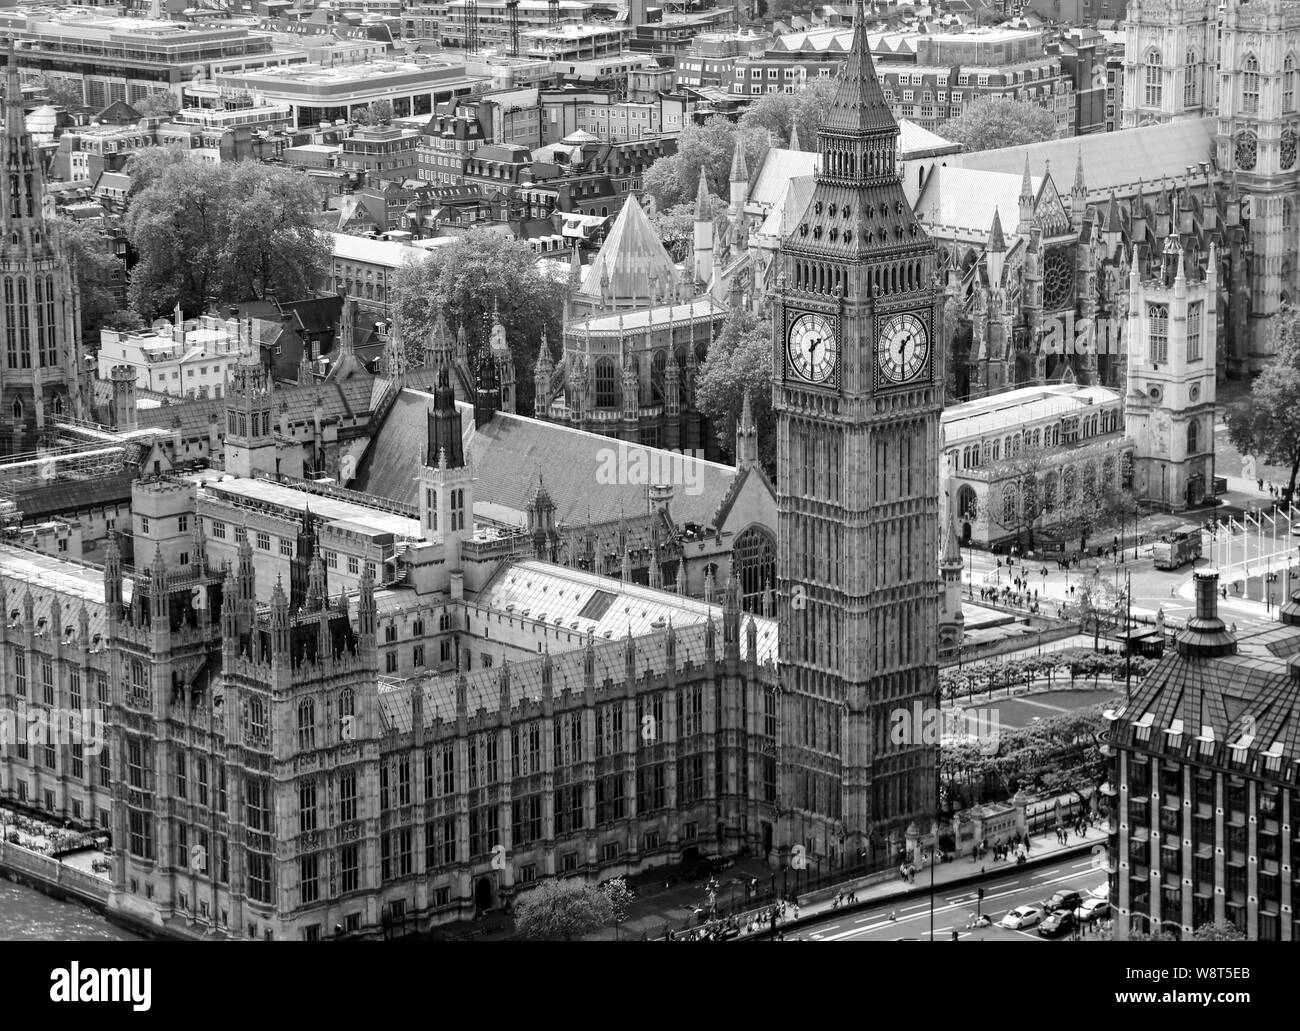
[358,389,737,529]
[952,118,1217,196]
[575,193,677,304]
[136,375,381,440]
[818,1,897,135]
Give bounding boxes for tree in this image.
[738,77,837,149]
[123,146,190,196]
[39,75,84,110]
[601,878,635,941]
[390,230,568,417]
[124,161,328,318]
[354,99,394,126]
[513,878,613,941]
[1227,306,1300,502]
[696,307,775,474]
[53,218,126,345]
[642,117,769,211]
[1191,920,1247,942]
[985,449,1054,549]
[646,195,728,262]
[937,96,1058,153]
[218,162,330,304]
[134,90,180,119]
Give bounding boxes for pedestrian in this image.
[1258,478,1264,492]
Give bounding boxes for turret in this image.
[1070,147,1087,221]
[533,328,554,418]
[474,352,501,428]
[693,168,714,288]
[735,389,758,469]
[986,208,1006,289]
[425,310,454,371]
[729,139,749,219]
[1017,155,1035,235]
[428,364,466,467]
[270,576,291,665]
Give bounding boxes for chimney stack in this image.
[1176,569,1238,658]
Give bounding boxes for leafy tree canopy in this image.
[738,77,836,149]
[1227,305,1300,500]
[696,307,775,475]
[390,230,568,417]
[124,160,328,318]
[938,96,1058,153]
[643,117,769,211]
[513,879,613,941]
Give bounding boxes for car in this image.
[1000,905,1044,930]
[1088,884,1110,901]
[1075,897,1110,923]
[1042,889,1083,913]
[1038,909,1077,938]
[1291,522,1300,537]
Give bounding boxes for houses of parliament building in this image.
[0,6,944,939]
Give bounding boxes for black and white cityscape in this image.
[1,0,1298,962]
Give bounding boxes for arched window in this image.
[957,484,978,520]
[594,356,617,408]
[650,349,667,402]
[733,526,776,614]
[1287,55,1297,113]
[1148,303,1169,363]
[1187,420,1199,455]
[1243,55,1260,114]
[1184,50,1198,108]
[11,396,22,421]
[51,394,63,417]
[1000,483,1017,527]
[1042,475,1057,514]
[298,699,316,751]
[1144,49,1163,108]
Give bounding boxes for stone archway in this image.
[475,876,494,913]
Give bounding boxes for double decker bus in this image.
[1152,528,1202,570]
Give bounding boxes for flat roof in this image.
[943,384,1121,443]
[195,475,425,541]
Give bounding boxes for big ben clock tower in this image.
[773,0,941,865]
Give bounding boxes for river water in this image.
[0,878,140,940]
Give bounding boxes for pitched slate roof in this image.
[952,118,1217,196]
[135,375,382,440]
[358,388,737,529]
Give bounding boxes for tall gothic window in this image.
[1243,56,1260,115]
[1148,303,1169,364]
[1286,56,1297,112]
[1144,50,1163,108]
[1187,301,1202,362]
[1187,421,1199,455]
[3,277,15,370]
[594,356,617,408]
[733,526,776,613]
[1184,51,1198,108]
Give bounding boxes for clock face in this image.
[875,312,930,385]
[787,312,838,384]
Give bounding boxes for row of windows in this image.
[953,411,1122,469]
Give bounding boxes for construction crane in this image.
[463,0,479,55]
[506,0,520,57]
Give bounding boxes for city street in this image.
[959,512,1298,632]
[787,853,1108,943]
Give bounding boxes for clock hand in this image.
[898,334,910,359]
